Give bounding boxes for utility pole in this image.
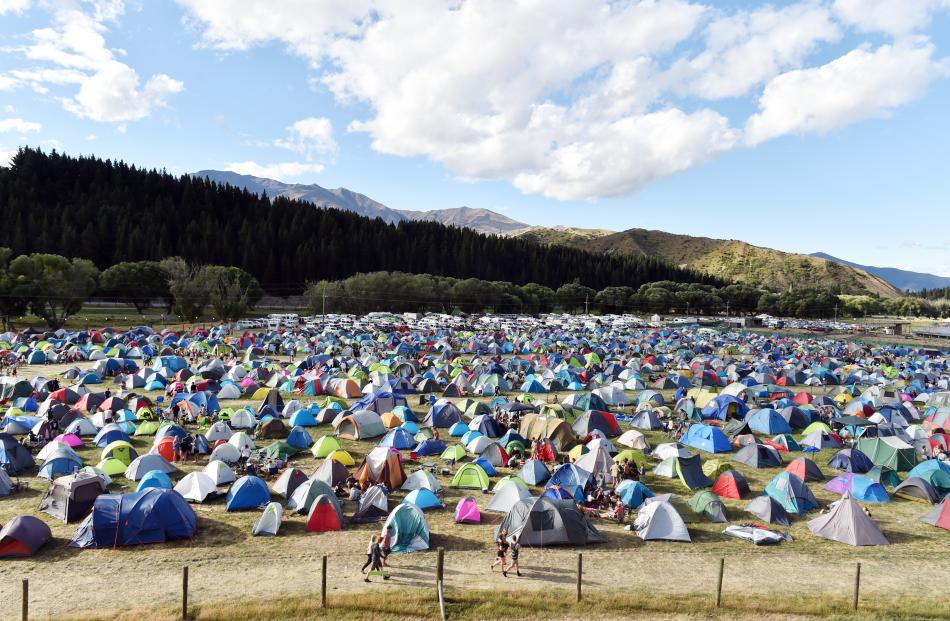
[584,294,589,315]
[834,303,838,323]
[725,301,730,317]
[322,283,327,317]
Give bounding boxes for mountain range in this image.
[195,170,527,234]
[195,170,943,296]
[810,253,950,292]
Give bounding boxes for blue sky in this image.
[1,0,949,275]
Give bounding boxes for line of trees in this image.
[0,147,720,293]
[0,252,263,328]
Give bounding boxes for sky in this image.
[0,0,949,275]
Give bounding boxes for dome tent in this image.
[496,496,605,546]
[69,489,196,548]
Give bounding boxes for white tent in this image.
[174,472,218,503]
[252,502,284,536]
[653,443,692,460]
[210,442,240,465]
[486,484,532,513]
[230,409,257,429]
[401,470,443,493]
[633,499,691,542]
[203,460,236,486]
[227,432,256,452]
[617,429,650,451]
[204,421,233,443]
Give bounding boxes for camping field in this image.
[1,360,948,621]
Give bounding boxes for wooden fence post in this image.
[182,566,189,621]
[576,553,583,602]
[21,579,28,621]
[715,558,724,608]
[437,547,445,584]
[321,555,328,609]
[853,562,861,611]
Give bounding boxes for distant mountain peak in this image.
[194,170,527,233]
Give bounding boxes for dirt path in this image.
[2,545,946,619]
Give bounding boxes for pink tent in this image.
[54,433,84,449]
[454,496,481,524]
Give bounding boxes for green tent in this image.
[856,438,916,472]
[614,449,644,468]
[688,491,727,523]
[492,475,527,493]
[382,503,430,552]
[451,463,490,490]
[134,421,159,436]
[311,436,341,459]
[259,441,301,460]
[441,444,467,461]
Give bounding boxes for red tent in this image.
[712,470,750,499]
[305,496,343,532]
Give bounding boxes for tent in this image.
[825,474,890,502]
[519,459,551,486]
[0,515,52,557]
[681,424,732,453]
[382,503,430,552]
[746,409,792,435]
[486,482,532,513]
[866,465,902,488]
[288,479,336,514]
[571,410,620,438]
[893,477,940,503]
[272,468,309,498]
[38,449,83,480]
[688,491,727,522]
[312,458,349,488]
[137,470,174,492]
[401,469,443,494]
[497,496,605,546]
[203,460,236,486]
[828,448,874,474]
[402,488,444,511]
[733,443,783,468]
[423,401,463,428]
[174,472,218,503]
[225,476,271,511]
[920,497,950,531]
[305,494,344,532]
[744,495,791,526]
[855,438,917,472]
[38,472,106,522]
[335,410,386,440]
[125,455,180,481]
[786,457,824,482]
[548,463,591,489]
[356,446,406,489]
[352,485,390,523]
[765,472,817,516]
[723,525,784,545]
[0,468,13,496]
[807,492,889,546]
[616,479,653,509]
[252,502,284,536]
[653,454,712,490]
[455,496,481,523]
[69,489,196,548]
[633,499,691,542]
[0,432,36,474]
[712,470,750,499]
[311,435,341,459]
[617,429,650,450]
[451,463,490,490]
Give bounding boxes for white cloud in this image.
[745,41,944,145]
[8,1,183,123]
[668,2,842,99]
[85,133,96,140]
[0,0,30,15]
[176,0,950,200]
[0,117,41,133]
[0,75,21,91]
[225,160,324,180]
[273,117,335,156]
[833,0,950,37]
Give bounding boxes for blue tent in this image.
[460,430,483,445]
[548,463,591,488]
[519,459,550,486]
[746,409,792,435]
[414,439,446,457]
[38,453,82,479]
[379,428,414,450]
[70,489,196,548]
[94,428,130,448]
[448,422,468,437]
[682,424,732,453]
[701,396,749,421]
[496,430,527,449]
[520,379,546,393]
[470,416,503,438]
[473,457,497,476]
[402,488,444,511]
[828,448,874,473]
[616,480,653,509]
[226,476,271,511]
[289,409,318,427]
[286,426,313,449]
[136,470,174,491]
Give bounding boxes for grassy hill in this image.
[516,227,901,297]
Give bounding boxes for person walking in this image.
[364,535,389,582]
[504,536,522,577]
[490,529,509,576]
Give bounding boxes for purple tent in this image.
[0,515,52,557]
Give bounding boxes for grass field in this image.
[1,361,948,620]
